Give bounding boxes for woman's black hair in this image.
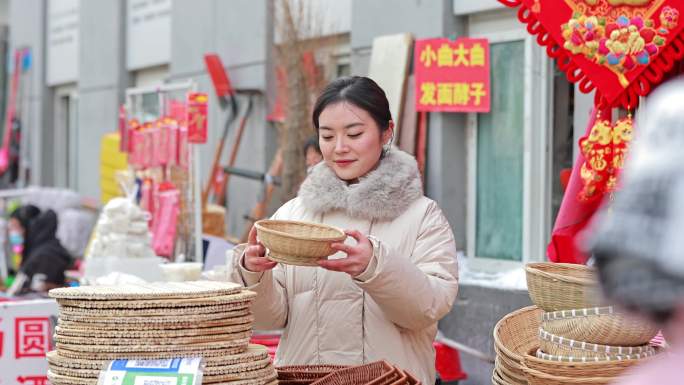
[303,135,321,155]
[10,204,41,232]
[312,76,392,134]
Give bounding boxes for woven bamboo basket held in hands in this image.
[542,306,659,346]
[525,263,601,311]
[255,220,346,266]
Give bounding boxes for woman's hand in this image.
[242,226,278,272]
[318,230,373,277]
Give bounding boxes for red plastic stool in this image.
[434,341,467,382]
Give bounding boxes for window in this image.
[467,10,552,269]
[474,40,525,261]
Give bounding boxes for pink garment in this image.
[613,344,683,385]
[614,319,683,385]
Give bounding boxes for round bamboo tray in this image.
[539,328,656,359]
[525,263,600,311]
[493,305,543,381]
[521,363,615,385]
[523,347,648,377]
[255,220,346,266]
[542,306,659,346]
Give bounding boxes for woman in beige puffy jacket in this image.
[229,76,459,385]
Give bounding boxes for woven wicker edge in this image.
[521,362,616,384]
[276,365,348,380]
[204,358,272,376]
[255,219,346,242]
[47,371,96,385]
[525,263,597,285]
[494,356,526,383]
[491,367,508,385]
[543,306,614,320]
[208,377,278,385]
[204,365,276,382]
[57,313,253,330]
[54,330,253,346]
[536,348,656,362]
[539,328,656,355]
[47,345,268,369]
[47,360,275,380]
[56,336,250,353]
[493,305,542,363]
[59,301,252,317]
[56,291,257,309]
[267,253,322,266]
[58,308,252,324]
[55,318,253,337]
[49,281,244,300]
[57,344,248,360]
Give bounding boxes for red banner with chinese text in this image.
[414,38,491,113]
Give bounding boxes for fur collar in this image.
[298,149,424,221]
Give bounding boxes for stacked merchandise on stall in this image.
[82,197,165,283]
[46,281,277,385]
[119,83,207,263]
[492,263,662,385]
[87,197,154,260]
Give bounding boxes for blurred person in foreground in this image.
[6,205,72,295]
[587,78,684,385]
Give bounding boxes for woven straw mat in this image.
[47,345,268,370]
[49,281,244,300]
[58,301,252,317]
[56,337,250,354]
[56,344,248,360]
[56,291,256,309]
[55,320,253,338]
[58,308,252,324]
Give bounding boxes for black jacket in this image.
[19,209,73,290]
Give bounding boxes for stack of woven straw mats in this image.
[47,281,277,385]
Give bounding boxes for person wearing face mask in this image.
[6,205,72,296]
[229,76,459,385]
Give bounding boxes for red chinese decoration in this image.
[14,318,50,359]
[499,0,684,108]
[187,92,208,143]
[579,112,633,201]
[414,38,491,113]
